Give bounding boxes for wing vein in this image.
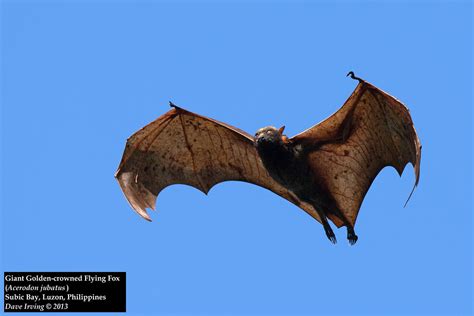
[368,89,401,161]
[318,147,369,179]
[142,116,175,152]
[178,114,206,191]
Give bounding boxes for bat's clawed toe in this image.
[324,226,337,244]
[328,235,337,244]
[347,228,358,245]
[348,236,358,246]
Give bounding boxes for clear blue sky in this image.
[1,1,472,315]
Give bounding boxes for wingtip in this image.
[403,184,417,208]
[133,205,153,221]
[404,162,420,208]
[116,171,158,222]
[128,200,154,221]
[405,135,422,208]
[141,212,153,222]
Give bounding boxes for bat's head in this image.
[254,126,286,147]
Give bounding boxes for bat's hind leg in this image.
[330,207,358,245]
[323,222,337,244]
[346,226,358,246]
[313,207,337,244]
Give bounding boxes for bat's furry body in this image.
[255,127,356,243]
[115,74,421,245]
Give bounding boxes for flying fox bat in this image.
[115,72,421,245]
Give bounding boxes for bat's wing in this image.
[291,80,421,227]
[116,106,323,222]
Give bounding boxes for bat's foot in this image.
[324,226,337,244]
[328,235,337,244]
[347,227,358,245]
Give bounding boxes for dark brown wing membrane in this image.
[115,107,324,222]
[291,81,421,227]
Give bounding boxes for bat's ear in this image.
[278,126,285,135]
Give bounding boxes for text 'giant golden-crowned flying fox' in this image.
[115,72,421,245]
